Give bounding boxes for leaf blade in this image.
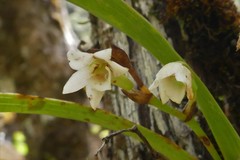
[0,93,196,160]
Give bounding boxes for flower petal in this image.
[156,62,183,79]
[174,65,193,100]
[67,49,93,70]
[86,86,104,110]
[149,79,161,91]
[175,66,191,84]
[93,48,112,61]
[63,69,91,94]
[158,82,170,104]
[160,76,185,104]
[89,67,112,91]
[108,61,128,77]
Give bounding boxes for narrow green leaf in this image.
[68,1,240,159]
[0,93,196,160]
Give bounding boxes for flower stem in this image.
[112,75,134,91]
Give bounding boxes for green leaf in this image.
[0,93,196,160]
[68,1,240,159]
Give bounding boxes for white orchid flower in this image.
[149,62,193,104]
[63,48,128,109]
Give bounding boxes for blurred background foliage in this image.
[0,1,104,160]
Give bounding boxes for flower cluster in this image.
[63,47,193,109]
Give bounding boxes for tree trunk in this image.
[0,1,91,159]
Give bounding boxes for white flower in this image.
[149,62,193,104]
[63,48,128,109]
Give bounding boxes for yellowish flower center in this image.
[89,59,109,82]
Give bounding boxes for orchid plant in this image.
[0,1,239,160]
[61,45,221,159]
[67,2,239,160]
[60,41,218,160]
